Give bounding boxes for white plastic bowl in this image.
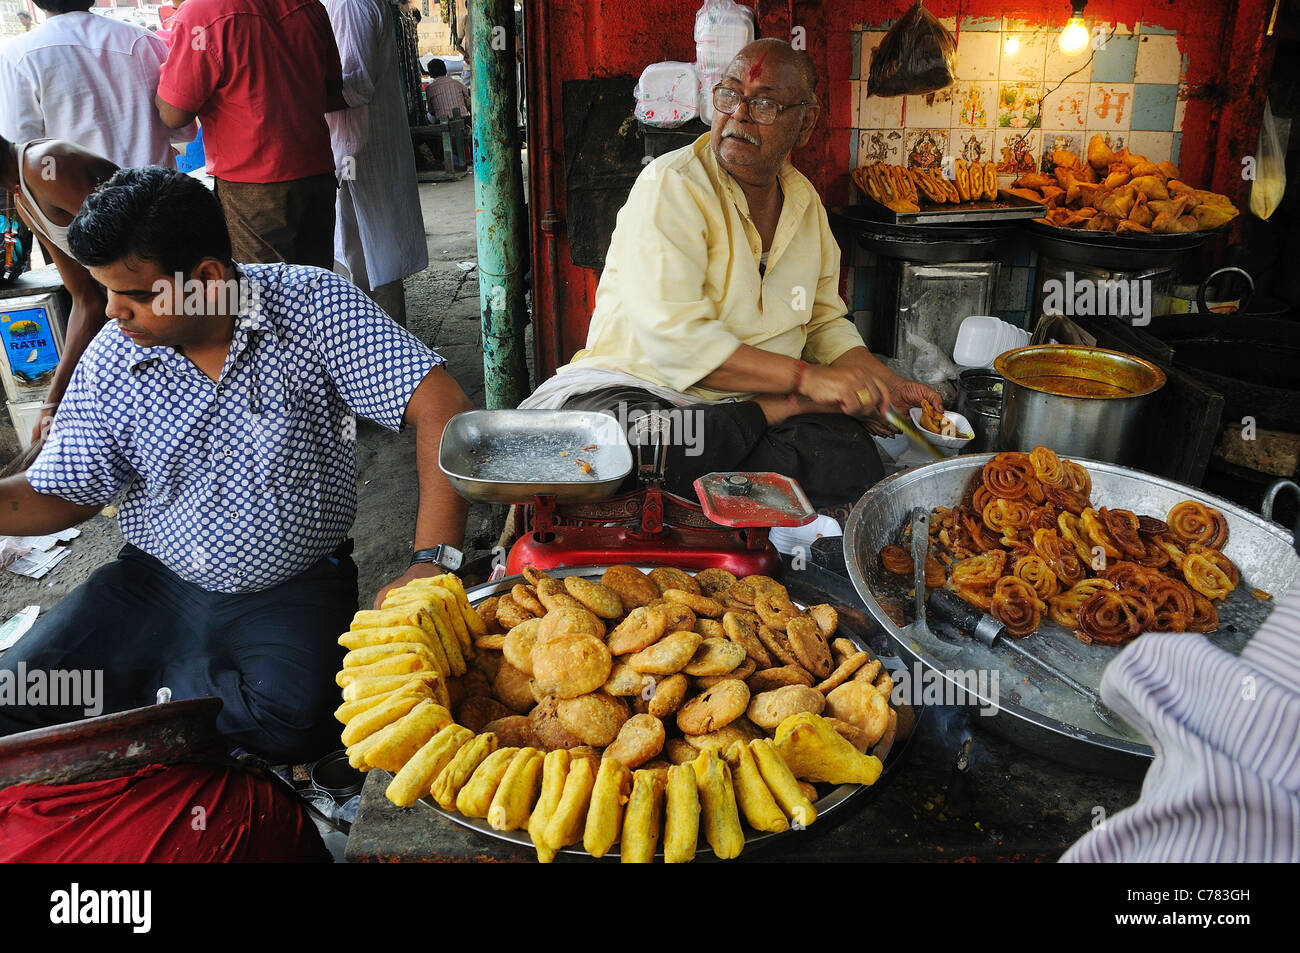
[953,315,1030,368]
[909,406,976,457]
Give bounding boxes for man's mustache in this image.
[721,127,759,145]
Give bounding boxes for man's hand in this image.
[373,561,443,610]
[798,364,892,418]
[890,379,945,413]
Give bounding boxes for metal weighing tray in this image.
[843,454,1299,779]
[852,189,1046,225]
[439,409,633,504]
[416,566,926,860]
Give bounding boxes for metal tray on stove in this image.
[415,566,926,860]
[439,409,633,504]
[853,188,1046,225]
[843,454,1299,779]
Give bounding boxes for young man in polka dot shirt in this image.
[0,167,474,763]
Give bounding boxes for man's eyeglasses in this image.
[712,86,812,125]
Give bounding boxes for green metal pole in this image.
[471,0,529,409]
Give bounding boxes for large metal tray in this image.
[439,409,633,504]
[843,454,1299,779]
[852,188,1046,225]
[416,566,923,860]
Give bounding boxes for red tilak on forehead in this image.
[748,51,768,82]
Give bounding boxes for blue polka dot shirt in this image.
[27,263,444,593]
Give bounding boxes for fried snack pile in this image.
[1016,133,1239,234]
[336,568,909,862]
[852,158,998,213]
[878,447,1244,644]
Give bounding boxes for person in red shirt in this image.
[154,0,345,268]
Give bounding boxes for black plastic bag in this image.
[867,1,957,98]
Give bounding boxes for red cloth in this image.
[0,762,330,862]
[157,0,342,183]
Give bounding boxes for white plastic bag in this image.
[694,0,755,123]
[1250,98,1286,221]
[635,62,700,128]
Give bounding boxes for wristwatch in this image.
[410,543,464,573]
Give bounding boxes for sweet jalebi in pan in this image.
[1075,589,1155,645]
[1144,575,1197,632]
[1167,500,1229,549]
[991,576,1046,638]
[1130,535,1171,570]
[950,583,993,611]
[1043,484,1090,515]
[1029,446,1068,488]
[879,545,913,575]
[961,508,1004,553]
[1032,528,1087,586]
[1150,534,1187,571]
[1080,508,1122,562]
[950,550,1008,588]
[1137,515,1169,536]
[1101,560,1165,593]
[1057,511,1095,563]
[981,498,1031,537]
[1099,507,1147,559]
[1183,552,1235,600]
[1061,460,1091,498]
[982,452,1042,502]
[1048,578,1116,629]
[1186,544,1240,587]
[1012,554,1060,601]
[1187,592,1219,633]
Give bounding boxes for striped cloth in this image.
[426,75,470,121]
[1061,576,1300,862]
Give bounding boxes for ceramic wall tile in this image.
[850,31,861,81]
[1138,21,1178,35]
[999,32,1047,82]
[1124,131,1174,163]
[1087,82,1136,130]
[1042,131,1086,164]
[903,129,949,171]
[951,81,997,128]
[850,80,861,128]
[905,86,957,129]
[1131,83,1178,130]
[951,128,995,165]
[859,31,888,85]
[994,128,1041,176]
[955,31,1000,81]
[858,129,905,166]
[1171,132,1182,164]
[1173,83,1187,132]
[1089,33,1139,82]
[960,15,1001,31]
[997,82,1044,129]
[1134,33,1180,85]
[1044,40,1093,83]
[1041,83,1090,131]
[860,82,905,128]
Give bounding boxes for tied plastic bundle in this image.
[634,62,701,129]
[866,0,957,98]
[694,0,756,122]
[1249,98,1286,221]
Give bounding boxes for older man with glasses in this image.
[520,38,939,512]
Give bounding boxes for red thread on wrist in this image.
[792,359,809,395]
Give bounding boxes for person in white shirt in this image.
[0,1,195,169]
[322,0,428,326]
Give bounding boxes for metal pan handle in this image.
[1196,266,1254,315]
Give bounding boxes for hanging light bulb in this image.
[1059,0,1090,55]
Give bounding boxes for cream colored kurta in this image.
[562,132,865,401]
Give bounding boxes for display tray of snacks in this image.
[851,159,1046,224]
[334,566,923,863]
[1015,134,1238,239]
[843,450,1299,778]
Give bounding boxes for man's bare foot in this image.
[753,394,840,426]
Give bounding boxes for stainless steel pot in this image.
[994,345,1165,464]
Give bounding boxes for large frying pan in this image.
[842,454,1299,779]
